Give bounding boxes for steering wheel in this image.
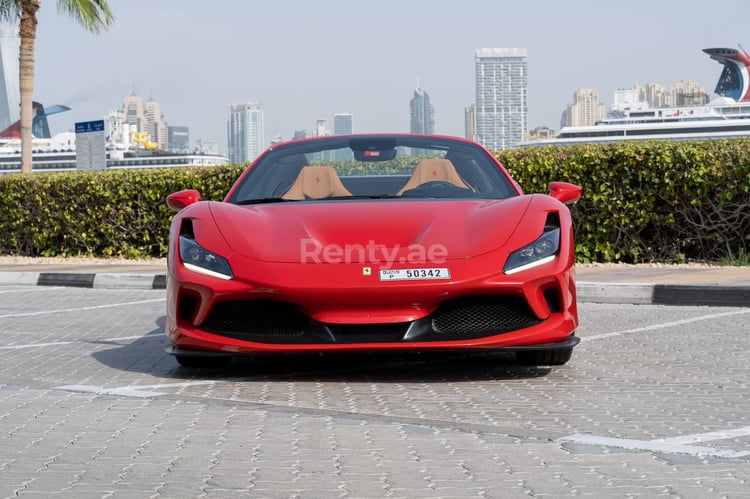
[400,181,475,198]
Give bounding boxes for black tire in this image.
[175,354,232,368]
[515,348,573,366]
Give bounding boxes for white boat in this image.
[0,107,229,173]
[523,47,750,147]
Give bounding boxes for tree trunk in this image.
[19,1,40,174]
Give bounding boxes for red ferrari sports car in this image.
[165,134,581,367]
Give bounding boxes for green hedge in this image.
[0,140,748,262]
[496,140,750,263]
[0,165,243,258]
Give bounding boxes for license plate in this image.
[378,268,451,281]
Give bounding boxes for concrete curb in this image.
[0,271,748,307]
[576,281,750,307]
[0,272,166,290]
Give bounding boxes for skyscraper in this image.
[464,104,477,142]
[123,93,146,135]
[333,113,353,160]
[123,93,169,149]
[475,48,527,150]
[333,112,353,135]
[560,89,605,128]
[410,86,435,134]
[0,23,20,131]
[144,99,168,150]
[228,102,264,164]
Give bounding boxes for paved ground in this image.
[0,284,749,497]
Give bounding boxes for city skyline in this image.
[23,0,750,150]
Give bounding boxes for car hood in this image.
[208,198,533,263]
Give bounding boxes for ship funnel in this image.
[703,47,750,102]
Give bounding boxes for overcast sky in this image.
[31,0,750,152]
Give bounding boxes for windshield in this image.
[227,135,518,204]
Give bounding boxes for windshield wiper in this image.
[235,197,297,205]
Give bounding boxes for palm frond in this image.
[56,0,114,34]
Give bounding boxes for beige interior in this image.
[396,158,471,195]
[282,165,353,200]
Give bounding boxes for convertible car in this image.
[165,134,582,367]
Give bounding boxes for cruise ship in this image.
[523,47,750,146]
[0,106,229,173]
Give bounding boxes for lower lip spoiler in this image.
[165,334,580,358]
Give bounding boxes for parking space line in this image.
[0,341,74,350]
[582,309,750,342]
[58,381,216,398]
[560,430,750,459]
[0,298,165,319]
[658,425,750,445]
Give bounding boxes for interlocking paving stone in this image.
[0,288,749,496]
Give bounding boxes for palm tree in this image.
[0,0,114,173]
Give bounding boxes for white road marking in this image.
[58,381,216,398]
[0,298,165,319]
[657,425,750,445]
[560,431,750,459]
[1,341,79,350]
[582,308,750,342]
[0,332,163,350]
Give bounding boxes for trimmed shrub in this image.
[496,140,750,263]
[0,164,243,258]
[1,139,748,262]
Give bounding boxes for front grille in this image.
[431,296,540,336]
[201,300,311,339]
[197,296,542,345]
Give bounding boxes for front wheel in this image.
[515,348,573,366]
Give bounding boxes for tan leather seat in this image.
[282,165,352,200]
[396,158,471,195]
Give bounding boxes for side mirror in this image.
[548,181,582,205]
[167,189,202,212]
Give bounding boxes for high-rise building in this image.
[196,138,219,154]
[671,79,708,106]
[333,113,353,135]
[644,83,673,108]
[464,104,477,142]
[560,89,606,128]
[0,23,19,131]
[168,126,189,153]
[410,86,435,134]
[333,113,354,160]
[123,93,146,136]
[475,48,527,150]
[122,93,169,149]
[144,99,168,150]
[311,119,334,161]
[228,102,264,164]
[313,119,330,137]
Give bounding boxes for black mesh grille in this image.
[197,296,542,344]
[432,296,540,335]
[201,300,310,339]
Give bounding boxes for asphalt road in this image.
[1,286,749,497]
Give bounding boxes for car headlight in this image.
[179,236,233,280]
[503,228,560,274]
